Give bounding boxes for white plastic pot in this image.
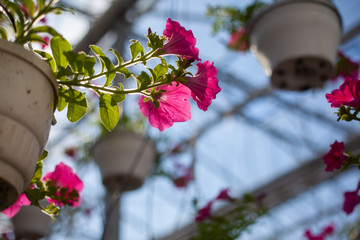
[0,39,58,210]
[12,204,53,239]
[92,131,156,192]
[249,0,342,90]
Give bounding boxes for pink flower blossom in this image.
[158,18,200,61]
[195,201,213,222]
[184,61,221,111]
[215,188,233,201]
[227,27,249,52]
[343,181,360,215]
[322,141,347,171]
[42,162,84,207]
[332,51,359,81]
[2,193,31,218]
[41,36,50,50]
[138,83,191,131]
[326,77,360,109]
[304,224,335,240]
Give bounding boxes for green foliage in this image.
[67,89,88,122]
[99,92,120,131]
[129,40,145,60]
[206,1,267,33]
[192,194,266,240]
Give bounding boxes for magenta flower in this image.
[332,51,359,81]
[326,77,360,109]
[2,193,31,218]
[215,188,233,201]
[195,201,213,222]
[227,27,249,52]
[184,61,221,111]
[138,83,191,131]
[158,18,200,61]
[322,141,347,171]
[304,224,335,240]
[42,162,84,207]
[343,181,360,215]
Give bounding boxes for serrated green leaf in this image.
[99,93,120,131]
[64,51,96,77]
[57,85,69,111]
[34,50,56,72]
[67,89,87,122]
[129,40,144,60]
[50,36,72,70]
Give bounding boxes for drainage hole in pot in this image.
[300,85,311,91]
[26,90,31,94]
[295,58,304,66]
[320,74,329,82]
[319,60,327,68]
[276,69,285,76]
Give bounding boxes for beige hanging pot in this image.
[12,202,53,239]
[249,0,342,90]
[0,39,58,210]
[92,131,156,192]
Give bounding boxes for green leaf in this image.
[24,187,45,206]
[38,149,48,161]
[28,25,61,37]
[50,36,72,69]
[30,159,44,184]
[21,0,36,17]
[57,85,69,111]
[34,50,56,72]
[99,93,120,131]
[90,45,116,86]
[150,62,168,82]
[0,27,7,40]
[118,67,131,78]
[129,40,144,60]
[67,89,87,122]
[112,84,126,103]
[37,0,45,10]
[64,51,96,77]
[135,71,152,89]
[109,48,124,65]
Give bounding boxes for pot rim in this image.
[248,0,343,36]
[0,39,58,111]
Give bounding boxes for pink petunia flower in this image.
[304,224,335,240]
[322,141,347,171]
[326,77,360,109]
[158,18,200,61]
[195,201,213,222]
[138,83,191,131]
[42,162,84,207]
[2,193,31,218]
[215,188,233,201]
[227,27,249,52]
[184,61,221,111]
[343,181,360,215]
[332,51,359,81]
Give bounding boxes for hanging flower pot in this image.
[92,131,156,192]
[12,203,53,239]
[249,0,342,90]
[0,39,58,210]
